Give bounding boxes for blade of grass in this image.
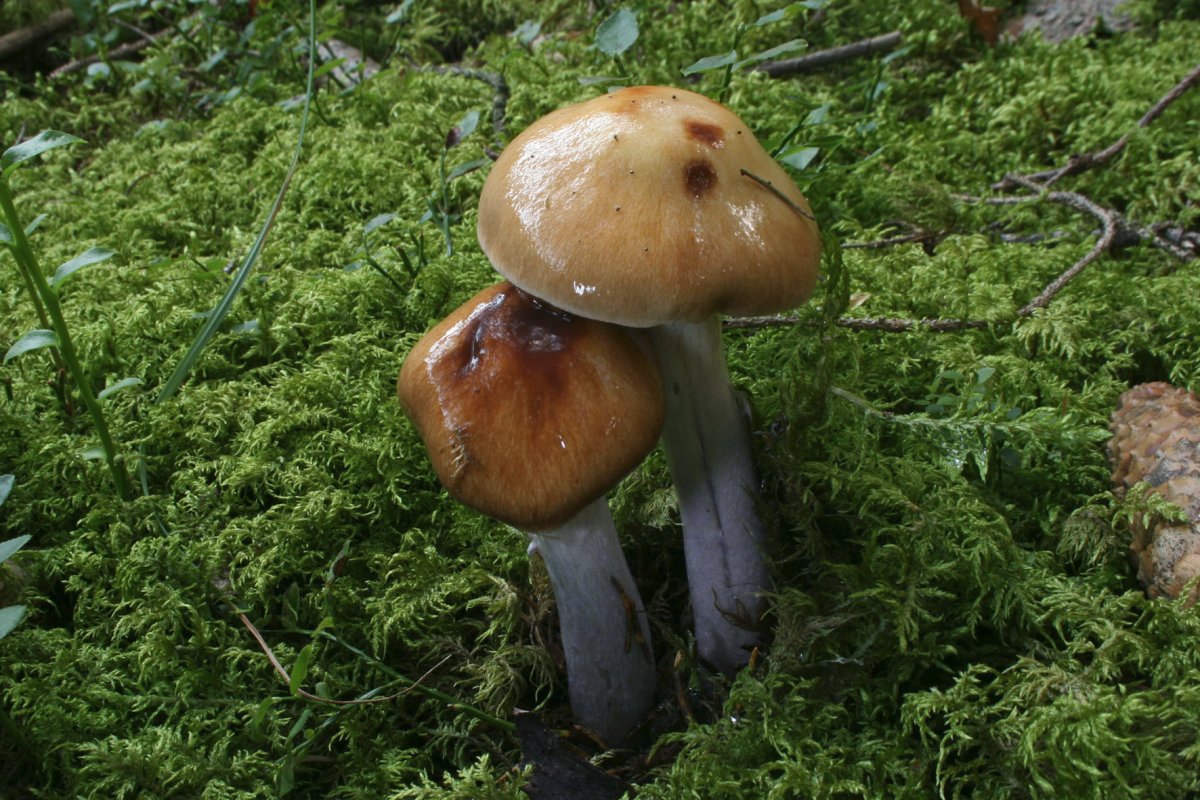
[137,0,317,524]
[153,0,317,405]
[0,178,133,500]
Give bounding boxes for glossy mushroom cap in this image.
[477,85,822,328]
[397,282,665,531]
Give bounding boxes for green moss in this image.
[1,1,1200,796]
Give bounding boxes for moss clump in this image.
[1,1,1200,796]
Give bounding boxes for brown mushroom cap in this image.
[397,282,665,531]
[477,85,822,327]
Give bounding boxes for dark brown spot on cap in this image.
[446,286,575,402]
[684,159,717,199]
[684,119,724,148]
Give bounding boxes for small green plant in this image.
[0,135,134,501]
[0,473,34,773]
[420,109,489,256]
[345,212,429,292]
[63,0,296,113]
[681,1,825,102]
[0,475,28,642]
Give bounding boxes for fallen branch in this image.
[728,178,1124,333]
[49,26,165,78]
[994,61,1200,190]
[0,8,76,61]
[843,229,943,251]
[756,31,903,78]
[998,174,1120,315]
[725,314,988,332]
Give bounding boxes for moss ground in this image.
[1,1,1199,797]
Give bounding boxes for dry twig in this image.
[730,62,1200,334]
[991,174,1121,315]
[0,8,76,61]
[49,25,165,78]
[994,61,1200,190]
[756,31,903,77]
[237,612,448,707]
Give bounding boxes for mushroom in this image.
[476,86,821,674]
[397,281,662,743]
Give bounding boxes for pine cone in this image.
[1108,382,1200,603]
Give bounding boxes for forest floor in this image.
[1,1,1199,798]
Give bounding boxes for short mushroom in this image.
[477,86,821,674]
[397,281,662,743]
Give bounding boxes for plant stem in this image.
[0,178,133,501]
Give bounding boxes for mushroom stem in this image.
[527,497,656,744]
[649,318,770,675]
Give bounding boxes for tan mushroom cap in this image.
[477,85,821,327]
[397,282,665,531]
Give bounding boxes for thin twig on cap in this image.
[739,169,817,221]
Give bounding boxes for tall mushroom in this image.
[397,281,662,743]
[476,86,821,674]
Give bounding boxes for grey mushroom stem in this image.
[649,318,770,675]
[526,497,656,744]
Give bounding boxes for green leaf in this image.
[805,103,831,126]
[737,38,807,68]
[4,329,58,363]
[681,51,738,76]
[50,246,115,288]
[80,446,106,461]
[24,213,47,235]
[2,131,84,172]
[198,48,228,72]
[445,157,490,182]
[312,58,346,81]
[290,644,314,695]
[284,706,312,746]
[385,0,415,24]
[276,752,295,796]
[250,696,275,734]
[0,535,30,563]
[881,44,913,65]
[363,213,396,236]
[0,475,12,507]
[0,605,26,640]
[751,7,791,27]
[513,19,541,46]
[781,146,821,170]
[97,377,143,400]
[595,7,638,56]
[455,109,480,141]
[0,221,10,246]
[578,75,625,86]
